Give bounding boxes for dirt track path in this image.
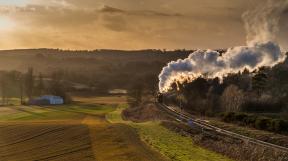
[82,116,167,161]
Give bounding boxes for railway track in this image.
[158,103,288,152]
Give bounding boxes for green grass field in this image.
[0,103,115,121]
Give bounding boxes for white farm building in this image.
[29,95,64,105]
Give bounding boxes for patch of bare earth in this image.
[0,116,166,161]
[83,116,167,161]
[0,123,94,161]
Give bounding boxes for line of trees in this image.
[171,66,288,115]
[0,68,71,105]
[165,63,288,134]
[127,74,159,107]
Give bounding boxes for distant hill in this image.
[0,48,286,93]
[0,48,192,72]
[0,49,193,92]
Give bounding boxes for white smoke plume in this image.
[158,0,288,93]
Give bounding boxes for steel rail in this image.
[158,103,288,152]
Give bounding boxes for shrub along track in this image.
[158,103,288,152]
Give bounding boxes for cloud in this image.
[100,14,128,32]
[0,0,28,6]
[99,5,125,13]
[0,0,285,50]
[158,0,288,92]
[98,5,183,17]
[96,5,184,32]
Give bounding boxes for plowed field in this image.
[0,97,166,161]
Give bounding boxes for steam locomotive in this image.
[156,91,178,104]
[156,92,163,103]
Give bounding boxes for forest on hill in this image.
[0,49,191,99]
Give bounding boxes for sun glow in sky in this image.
[0,0,286,50]
[0,16,15,30]
[0,0,28,6]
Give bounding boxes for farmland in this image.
[0,97,231,161]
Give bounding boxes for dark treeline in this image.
[0,68,71,105]
[167,53,288,134]
[0,49,191,95]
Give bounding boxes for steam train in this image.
[156,91,178,104]
[156,92,163,103]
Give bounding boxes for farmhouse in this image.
[29,95,64,105]
[108,89,127,95]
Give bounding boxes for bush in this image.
[243,115,257,126]
[220,112,288,134]
[223,112,235,122]
[255,117,272,130]
[218,113,225,118]
[271,119,288,132]
[222,112,250,124]
[234,113,248,122]
[241,101,284,113]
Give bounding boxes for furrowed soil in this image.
[0,96,166,161]
[0,123,94,161]
[83,116,165,161]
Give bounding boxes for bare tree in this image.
[35,73,45,96]
[24,68,34,100]
[0,76,7,105]
[127,83,144,107]
[221,85,244,112]
[176,94,187,110]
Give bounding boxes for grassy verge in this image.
[0,103,116,121]
[107,104,232,161]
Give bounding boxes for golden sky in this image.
[0,0,287,50]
